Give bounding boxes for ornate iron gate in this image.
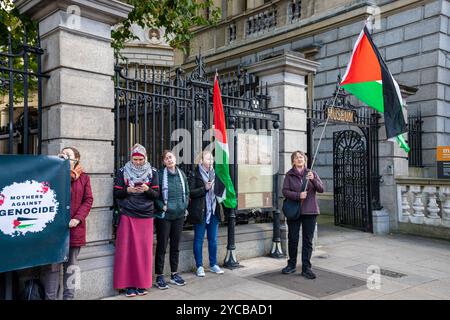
[307,83,380,232]
[333,130,372,232]
[0,27,45,155]
[114,55,280,222]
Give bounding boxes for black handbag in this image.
[282,170,309,221]
[282,198,300,220]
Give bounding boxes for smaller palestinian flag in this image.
[341,25,410,152]
[213,75,237,209]
[13,217,37,229]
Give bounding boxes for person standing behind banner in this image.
[282,150,324,279]
[154,150,190,290]
[188,150,224,277]
[113,144,159,298]
[41,147,93,300]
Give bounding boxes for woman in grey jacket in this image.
[282,150,324,279]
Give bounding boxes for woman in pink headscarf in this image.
[113,144,160,297]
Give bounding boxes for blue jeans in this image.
[193,212,219,268]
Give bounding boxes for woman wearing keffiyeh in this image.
[187,150,225,277]
[113,143,160,297]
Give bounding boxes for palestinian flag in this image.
[340,25,410,152]
[213,75,237,209]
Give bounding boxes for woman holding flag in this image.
[282,150,324,279]
[188,150,225,277]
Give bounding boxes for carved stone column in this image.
[409,185,425,224]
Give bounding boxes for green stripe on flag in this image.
[396,134,410,153]
[215,142,237,209]
[342,81,384,113]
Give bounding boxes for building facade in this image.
[182,0,450,237]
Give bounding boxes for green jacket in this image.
[155,167,190,220]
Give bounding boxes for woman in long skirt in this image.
[113,144,160,297]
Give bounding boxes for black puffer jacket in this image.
[113,167,160,218]
[187,165,219,224]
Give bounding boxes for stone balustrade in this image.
[245,5,278,37]
[397,178,450,228]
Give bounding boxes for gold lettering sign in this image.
[326,107,355,123]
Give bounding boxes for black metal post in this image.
[37,28,43,154]
[270,121,284,258]
[8,32,14,154]
[114,63,121,173]
[23,27,29,153]
[224,117,240,269]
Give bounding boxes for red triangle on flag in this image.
[341,31,382,85]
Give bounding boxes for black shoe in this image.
[282,265,296,274]
[155,275,169,290]
[125,287,137,297]
[301,269,316,279]
[136,288,148,296]
[170,273,186,286]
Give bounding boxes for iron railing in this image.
[408,111,423,167]
[308,84,381,232]
[0,27,45,155]
[114,55,280,222]
[246,6,277,37]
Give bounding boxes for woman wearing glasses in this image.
[42,146,93,300]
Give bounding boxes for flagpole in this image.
[309,87,341,171]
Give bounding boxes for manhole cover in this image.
[254,267,366,298]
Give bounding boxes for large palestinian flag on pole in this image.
[213,75,237,209]
[340,25,410,152]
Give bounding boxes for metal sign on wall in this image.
[0,155,71,273]
[437,146,450,179]
[326,106,356,123]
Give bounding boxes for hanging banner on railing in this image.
[0,155,71,273]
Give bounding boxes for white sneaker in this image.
[210,265,224,274]
[196,266,205,277]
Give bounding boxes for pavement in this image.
[104,216,450,300]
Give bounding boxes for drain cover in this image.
[380,269,407,278]
[254,267,366,298]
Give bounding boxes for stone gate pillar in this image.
[375,92,409,234]
[15,0,132,299]
[247,52,320,253]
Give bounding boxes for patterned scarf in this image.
[71,165,83,181]
[162,167,187,205]
[123,143,153,187]
[123,161,152,187]
[199,164,216,224]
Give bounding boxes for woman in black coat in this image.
[188,151,224,277]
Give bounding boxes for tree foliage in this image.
[112,0,220,54]
[1,0,220,53]
[0,0,39,101]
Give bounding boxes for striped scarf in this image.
[71,165,83,181]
